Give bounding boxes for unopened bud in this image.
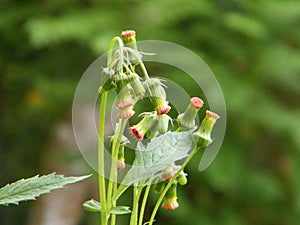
[177,97,204,131]
[117,144,125,171]
[162,183,179,210]
[144,78,171,115]
[193,110,220,148]
[128,73,145,97]
[177,171,188,186]
[117,106,135,119]
[157,114,171,134]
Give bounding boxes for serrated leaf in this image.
[110,206,131,215]
[83,199,101,212]
[0,173,91,206]
[122,131,195,184]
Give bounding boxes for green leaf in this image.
[122,131,195,184]
[0,173,91,206]
[83,199,101,212]
[110,206,131,215]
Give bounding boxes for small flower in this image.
[115,76,136,109]
[193,110,220,148]
[157,114,171,134]
[117,159,125,171]
[177,97,204,131]
[117,106,135,119]
[121,30,136,43]
[156,100,171,115]
[129,114,156,140]
[160,164,176,180]
[162,183,179,210]
[144,78,171,115]
[162,198,179,210]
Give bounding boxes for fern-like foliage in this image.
[0,173,90,206]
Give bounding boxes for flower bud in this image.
[177,171,188,186]
[129,114,156,140]
[162,183,179,210]
[154,181,166,194]
[117,106,135,119]
[115,74,135,109]
[128,73,145,97]
[121,30,137,48]
[144,78,171,115]
[177,97,204,131]
[193,110,220,148]
[157,114,171,134]
[160,164,175,180]
[117,144,125,171]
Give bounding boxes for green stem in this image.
[112,184,130,202]
[130,183,144,225]
[125,47,149,79]
[148,147,199,225]
[107,37,124,68]
[107,119,128,224]
[98,91,108,225]
[138,178,153,225]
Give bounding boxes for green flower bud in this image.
[177,97,204,131]
[157,114,171,134]
[193,110,220,148]
[162,183,179,210]
[177,171,188,186]
[128,73,145,97]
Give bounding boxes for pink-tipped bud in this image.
[117,107,135,119]
[193,110,220,148]
[162,198,179,210]
[177,97,204,131]
[117,159,125,171]
[190,97,204,109]
[116,98,135,108]
[157,101,171,115]
[121,30,136,42]
[162,183,179,210]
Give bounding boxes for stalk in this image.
[98,91,108,225]
[138,178,153,225]
[107,119,127,225]
[130,183,144,225]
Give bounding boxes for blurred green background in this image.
[1,0,300,224]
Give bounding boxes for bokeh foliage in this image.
[1,0,300,224]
